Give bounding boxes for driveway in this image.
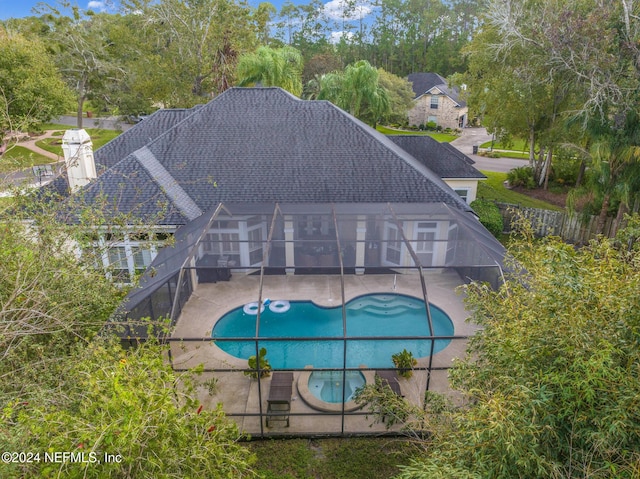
[450,127,529,173]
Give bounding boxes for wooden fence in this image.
[495,203,620,244]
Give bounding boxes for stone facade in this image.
[408,88,468,130]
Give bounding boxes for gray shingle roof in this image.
[77,88,473,225]
[407,72,466,107]
[386,136,485,179]
[94,107,201,173]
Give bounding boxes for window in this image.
[445,224,458,265]
[108,247,130,281]
[297,215,332,238]
[383,223,402,265]
[453,188,471,204]
[414,221,438,266]
[248,226,264,265]
[430,95,439,109]
[205,232,240,255]
[133,248,153,273]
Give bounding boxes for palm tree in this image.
[236,46,303,97]
[570,141,640,235]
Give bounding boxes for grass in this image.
[480,138,528,151]
[36,128,121,156]
[247,437,420,479]
[480,150,529,160]
[478,171,562,210]
[479,137,530,159]
[0,146,53,173]
[376,125,458,142]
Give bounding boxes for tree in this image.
[121,0,259,106]
[3,338,257,478]
[358,218,640,478]
[34,5,130,128]
[376,68,414,125]
[312,60,390,126]
[236,46,304,97]
[568,115,640,234]
[0,29,73,148]
[464,0,640,194]
[0,196,257,477]
[464,21,577,187]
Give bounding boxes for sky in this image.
[0,0,374,22]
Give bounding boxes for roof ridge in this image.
[134,146,203,220]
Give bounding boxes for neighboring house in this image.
[407,73,468,130]
[49,87,502,296]
[386,135,485,204]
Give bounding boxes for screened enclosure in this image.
[111,202,506,437]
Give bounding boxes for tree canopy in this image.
[237,45,303,97]
[312,60,390,126]
[358,216,640,478]
[0,29,73,144]
[0,196,257,477]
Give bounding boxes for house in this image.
[386,135,485,204]
[407,73,468,130]
[50,87,503,318]
[49,88,508,435]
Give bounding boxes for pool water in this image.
[308,371,365,403]
[211,293,454,369]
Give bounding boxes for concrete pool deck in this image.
[170,270,478,436]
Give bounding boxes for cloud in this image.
[87,1,108,12]
[329,31,355,44]
[324,0,373,21]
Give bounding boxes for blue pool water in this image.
[308,371,365,403]
[211,293,454,369]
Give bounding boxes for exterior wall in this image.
[442,179,480,204]
[408,94,468,130]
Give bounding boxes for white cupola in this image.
[62,129,96,191]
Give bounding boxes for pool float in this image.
[268,300,291,313]
[243,302,265,315]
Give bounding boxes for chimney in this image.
[62,129,96,191]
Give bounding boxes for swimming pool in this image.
[211,293,454,369]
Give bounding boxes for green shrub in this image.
[392,349,417,378]
[245,347,271,378]
[507,166,535,189]
[426,121,437,131]
[470,199,504,237]
[550,148,581,186]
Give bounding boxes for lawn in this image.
[0,146,53,173]
[376,125,458,142]
[480,137,528,151]
[36,128,121,156]
[478,171,563,210]
[480,150,529,160]
[479,137,530,159]
[247,437,420,479]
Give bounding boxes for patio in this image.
[113,202,504,437]
[170,270,477,436]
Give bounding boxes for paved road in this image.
[450,127,529,173]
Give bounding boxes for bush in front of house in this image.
[507,166,535,189]
[470,199,504,237]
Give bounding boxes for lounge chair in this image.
[266,372,294,427]
[375,370,402,397]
